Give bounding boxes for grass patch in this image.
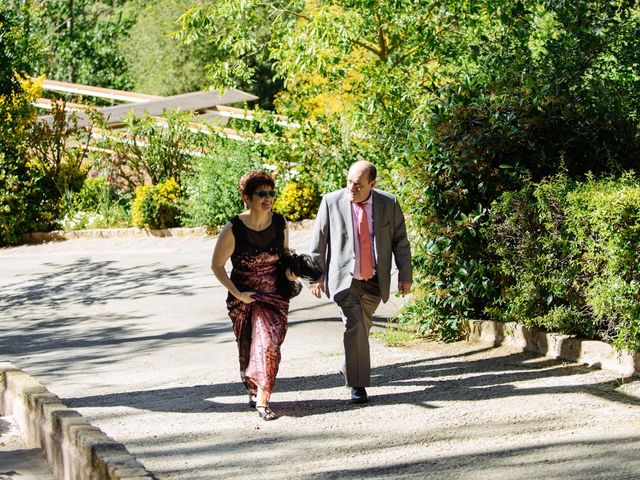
[372,322,422,347]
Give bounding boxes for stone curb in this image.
[0,362,156,480]
[463,320,640,377]
[22,227,212,242]
[20,220,315,243]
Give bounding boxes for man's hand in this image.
[310,282,324,299]
[398,281,412,296]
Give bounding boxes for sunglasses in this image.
[254,190,276,198]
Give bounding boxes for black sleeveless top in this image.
[228,213,287,296]
[229,213,286,253]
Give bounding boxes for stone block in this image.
[51,408,84,434]
[467,320,639,377]
[463,319,505,345]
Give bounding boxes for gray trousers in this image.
[335,277,382,388]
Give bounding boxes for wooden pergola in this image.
[35,79,263,134]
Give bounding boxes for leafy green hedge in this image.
[180,137,262,228]
[393,1,640,343]
[486,174,640,353]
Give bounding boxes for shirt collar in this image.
[355,191,373,206]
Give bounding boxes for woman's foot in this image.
[256,404,277,421]
[248,394,257,409]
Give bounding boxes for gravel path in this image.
[1,225,639,479]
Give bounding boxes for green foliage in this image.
[26,100,94,226]
[59,176,131,230]
[486,174,640,352]
[250,110,377,195]
[0,4,50,245]
[121,0,210,96]
[273,181,319,222]
[393,0,640,339]
[94,109,202,192]
[177,0,286,108]
[180,136,261,228]
[131,177,181,228]
[32,0,133,88]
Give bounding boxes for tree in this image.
[0,3,47,244]
[32,0,134,89]
[180,0,640,341]
[121,0,210,96]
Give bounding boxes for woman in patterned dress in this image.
[211,170,296,421]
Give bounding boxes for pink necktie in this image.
[356,203,374,280]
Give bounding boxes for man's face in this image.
[346,165,376,203]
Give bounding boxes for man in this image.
[309,160,413,404]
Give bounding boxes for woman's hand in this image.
[236,291,255,304]
[285,268,298,281]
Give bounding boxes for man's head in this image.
[346,161,377,203]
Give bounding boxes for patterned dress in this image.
[227,213,290,398]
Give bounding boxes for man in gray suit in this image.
[309,160,413,404]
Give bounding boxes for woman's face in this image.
[245,183,276,211]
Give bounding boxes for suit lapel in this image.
[339,190,354,241]
[372,189,383,247]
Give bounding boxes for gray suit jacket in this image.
[309,188,412,303]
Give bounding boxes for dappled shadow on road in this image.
[0,313,231,357]
[309,435,640,480]
[124,426,640,480]
[0,257,197,312]
[0,257,232,375]
[62,345,639,417]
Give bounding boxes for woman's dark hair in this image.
[239,170,275,197]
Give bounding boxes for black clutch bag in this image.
[282,252,323,281]
[277,252,322,299]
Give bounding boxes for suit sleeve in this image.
[309,196,329,282]
[392,199,413,283]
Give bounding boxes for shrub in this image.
[131,178,181,229]
[485,174,640,352]
[58,176,131,230]
[0,5,46,244]
[393,1,640,341]
[95,109,201,192]
[273,181,319,221]
[180,137,261,228]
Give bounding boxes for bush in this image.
[273,181,319,221]
[0,5,46,244]
[485,174,640,352]
[95,109,202,192]
[180,137,261,228]
[131,178,181,229]
[58,176,131,230]
[394,1,640,340]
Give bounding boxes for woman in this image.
[211,170,296,421]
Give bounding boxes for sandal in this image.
[256,405,277,421]
[248,394,257,409]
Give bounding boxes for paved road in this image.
[1,225,639,479]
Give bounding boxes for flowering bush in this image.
[131,177,181,228]
[273,181,319,222]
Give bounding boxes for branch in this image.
[351,38,383,58]
[383,1,445,63]
[374,11,388,62]
[262,2,310,22]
